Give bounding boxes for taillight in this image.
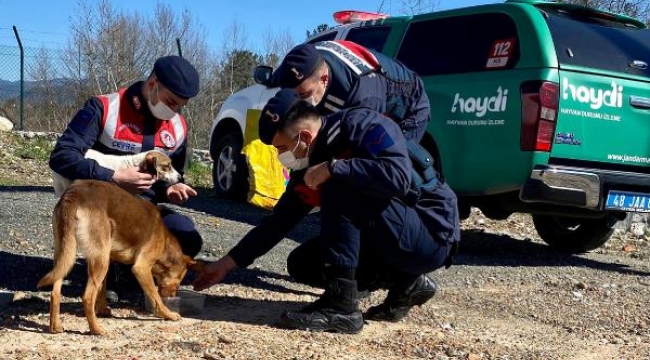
[520,81,559,152]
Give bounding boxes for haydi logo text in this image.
[562,78,623,110]
[451,87,508,118]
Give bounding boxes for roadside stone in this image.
[0,117,13,132]
[12,291,26,302]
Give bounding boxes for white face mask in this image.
[148,84,177,120]
[278,133,310,170]
[303,95,318,106]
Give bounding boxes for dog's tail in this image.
[37,192,79,289]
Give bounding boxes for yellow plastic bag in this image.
[242,109,290,210]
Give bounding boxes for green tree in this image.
[219,49,263,94]
[556,0,650,22]
[306,24,331,39]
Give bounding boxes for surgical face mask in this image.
[301,76,326,106]
[304,95,318,106]
[148,84,177,120]
[278,133,310,170]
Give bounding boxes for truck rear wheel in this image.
[532,214,617,253]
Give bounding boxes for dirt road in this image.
[1,184,649,359]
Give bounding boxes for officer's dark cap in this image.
[258,89,302,145]
[271,43,323,88]
[153,56,200,99]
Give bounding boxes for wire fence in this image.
[0,36,218,150]
[0,43,78,133]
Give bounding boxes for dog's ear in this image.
[142,153,159,176]
[186,257,205,273]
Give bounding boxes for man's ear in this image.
[320,73,329,86]
[299,129,315,146]
[145,76,156,93]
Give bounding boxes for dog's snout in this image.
[157,169,183,185]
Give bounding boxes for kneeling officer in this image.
[193,89,460,334]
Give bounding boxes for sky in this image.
[0,0,497,52]
[0,0,497,81]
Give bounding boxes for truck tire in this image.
[211,132,248,200]
[532,214,617,253]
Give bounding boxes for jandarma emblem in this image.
[266,110,280,122]
[291,67,304,80]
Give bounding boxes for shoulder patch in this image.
[69,108,94,134]
[365,124,394,155]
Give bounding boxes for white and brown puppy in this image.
[51,149,182,197]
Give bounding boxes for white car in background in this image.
[208,11,393,198]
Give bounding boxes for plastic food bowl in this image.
[144,289,206,316]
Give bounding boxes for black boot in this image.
[279,276,364,334]
[365,274,437,322]
[105,263,143,305]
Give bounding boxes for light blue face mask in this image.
[277,133,310,170]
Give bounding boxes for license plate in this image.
[605,190,650,212]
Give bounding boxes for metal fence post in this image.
[12,26,24,131]
[176,38,183,58]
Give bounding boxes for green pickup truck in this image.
[211,0,650,253]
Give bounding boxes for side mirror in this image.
[253,65,274,86]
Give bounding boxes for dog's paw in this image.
[50,324,64,334]
[89,326,106,336]
[165,311,182,321]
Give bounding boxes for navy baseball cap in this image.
[271,43,323,88]
[258,89,302,145]
[153,56,200,99]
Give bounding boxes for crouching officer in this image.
[270,40,430,142]
[49,56,204,300]
[193,89,460,334]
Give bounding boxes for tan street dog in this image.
[51,149,183,197]
[37,180,196,335]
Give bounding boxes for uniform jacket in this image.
[228,107,457,268]
[49,81,189,200]
[313,40,430,134]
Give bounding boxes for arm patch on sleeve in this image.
[365,124,394,155]
[68,108,94,134]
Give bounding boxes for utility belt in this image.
[404,140,441,206]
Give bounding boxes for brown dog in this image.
[38,179,195,335]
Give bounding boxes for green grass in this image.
[184,159,213,189]
[13,136,55,161]
[0,176,17,186]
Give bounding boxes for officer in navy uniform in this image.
[49,56,203,300]
[270,40,430,143]
[193,89,460,334]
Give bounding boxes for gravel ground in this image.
[1,132,650,360]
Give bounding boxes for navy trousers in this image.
[288,180,450,288]
[159,207,203,258]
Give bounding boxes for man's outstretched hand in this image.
[192,255,237,291]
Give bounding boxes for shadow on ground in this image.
[0,185,54,194]
[181,188,321,244]
[453,229,650,276]
[0,250,314,311]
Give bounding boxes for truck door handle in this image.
[630,96,650,109]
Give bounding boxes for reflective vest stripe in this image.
[170,114,186,148]
[98,92,130,150]
[315,41,378,75]
[94,89,186,154]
